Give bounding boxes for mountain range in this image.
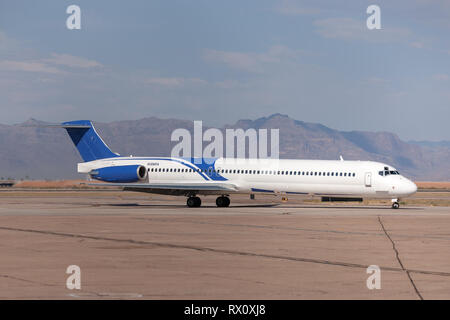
[0,114,449,181]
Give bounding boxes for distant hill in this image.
[0,114,449,181]
[409,140,450,148]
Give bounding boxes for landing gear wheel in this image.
[187,196,201,207]
[216,196,230,207]
[392,202,400,209]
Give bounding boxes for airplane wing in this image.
[86,181,239,192]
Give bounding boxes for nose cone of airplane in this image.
[403,180,418,196]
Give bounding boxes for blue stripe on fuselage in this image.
[109,157,228,181]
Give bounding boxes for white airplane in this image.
[57,120,417,209]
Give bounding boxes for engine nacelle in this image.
[90,165,147,183]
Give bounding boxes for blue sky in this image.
[0,0,449,141]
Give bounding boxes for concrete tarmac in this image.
[0,191,449,299]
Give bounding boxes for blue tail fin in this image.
[62,120,119,162]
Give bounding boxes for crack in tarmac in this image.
[378,216,424,300]
[0,274,56,287]
[134,217,450,241]
[1,225,450,279]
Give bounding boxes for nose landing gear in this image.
[391,198,400,209]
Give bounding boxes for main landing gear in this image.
[391,198,400,209]
[216,196,230,207]
[187,196,201,208]
[186,195,231,207]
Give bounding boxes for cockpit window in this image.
[379,169,400,176]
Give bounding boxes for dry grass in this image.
[14,180,95,189]
[416,181,450,190]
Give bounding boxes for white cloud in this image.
[0,53,102,75]
[433,74,449,81]
[410,41,425,49]
[314,18,411,43]
[365,77,391,85]
[204,45,301,73]
[146,77,207,87]
[275,0,321,16]
[0,60,62,74]
[43,53,103,68]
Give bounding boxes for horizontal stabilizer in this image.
[35,124,92,129]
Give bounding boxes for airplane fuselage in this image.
[78,157,417,199]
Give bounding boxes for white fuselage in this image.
[78,157,417,198]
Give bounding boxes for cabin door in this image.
[364,172,372,187]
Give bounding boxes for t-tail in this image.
[60,120,119,162]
